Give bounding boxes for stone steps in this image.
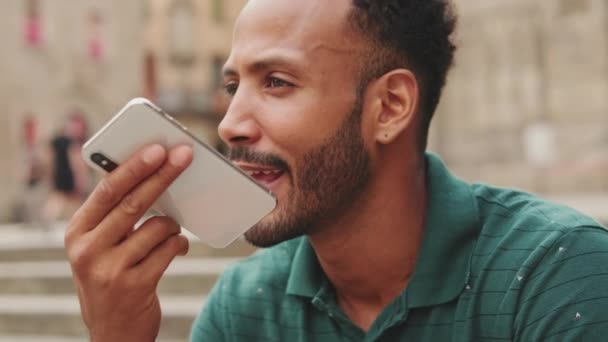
[0,295,206,341]
[0,337,91,342]
[0,239,256,262]
[0,224,255,341]
[0,337,184,342]
[0,258,238,295]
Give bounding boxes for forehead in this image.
[226,0,363,73]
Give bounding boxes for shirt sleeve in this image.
[514,226,608,341]
[190,270,230,342]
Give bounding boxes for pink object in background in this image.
[25,18,42,46]
[88,10,104,62]
[88,35,103,61]
[24,0,43,47]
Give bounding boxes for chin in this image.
[243,207,308,248]
[244,210,280,247]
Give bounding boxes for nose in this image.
[217,92,262,147]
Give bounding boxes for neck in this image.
[308,154,427,330]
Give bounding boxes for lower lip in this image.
[252,172,286,192]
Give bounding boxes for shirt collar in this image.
[286,236,322,298]
[286,153,480,307]
[407,153,479,308]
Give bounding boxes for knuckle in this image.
[96,177,116,204]
[122,272,145,290]
[68,211,85,230]
[119,193,141,216]
[89,266,119,290]
[67,242,93,273]
[124,163,142,183]
[64,223,78,246]
[65,210,88,244]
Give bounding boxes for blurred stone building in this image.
[0,0,244,221]
[0,0,606,222]
[142,0,246,148]
[432,0,608,195]
[0,0,147,221]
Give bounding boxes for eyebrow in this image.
[222,55,303,78]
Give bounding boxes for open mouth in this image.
[236,163,286,189]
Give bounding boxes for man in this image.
[65,0,608,341]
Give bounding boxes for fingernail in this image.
[142,145,166,165]
[170,145,193,167]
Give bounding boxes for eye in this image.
[223,81,238,96]
[266,77,292,89]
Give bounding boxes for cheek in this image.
[255,87,357,173]
[258,94,347,147]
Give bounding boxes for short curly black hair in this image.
[348,0,457,150]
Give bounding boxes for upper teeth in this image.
[249,170,281,176]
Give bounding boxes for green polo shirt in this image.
[190,153,608,341]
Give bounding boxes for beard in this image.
[228,95,371,248]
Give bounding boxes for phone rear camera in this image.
[91,153,118,172]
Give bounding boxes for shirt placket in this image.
[312,285,366,341]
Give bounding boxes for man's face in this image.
[220,0,372,247]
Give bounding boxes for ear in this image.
[371,69,419,145]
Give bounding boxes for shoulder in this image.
[466,184,608,340]
[470,183,605,268]
[471,183,603,243]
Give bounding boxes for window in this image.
[212,0,225,24]
[559,0,589,17]
[212,56,226,88]
[144,53,158,100]
[169,0,196,65]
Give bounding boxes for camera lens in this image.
[91,153,104,163]
[91,153,118,172]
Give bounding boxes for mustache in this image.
[228,147,290,172]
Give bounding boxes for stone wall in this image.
[430,0,608,194]
[0,0,246,222]
[1,0,606,220]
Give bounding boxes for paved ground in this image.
[0,294,207,315]
[0,222,234,342]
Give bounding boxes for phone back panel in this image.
[82,98,277,248]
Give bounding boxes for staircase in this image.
[0,224,257,342]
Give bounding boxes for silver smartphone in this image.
[82,98,277,248]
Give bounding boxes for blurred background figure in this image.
[87,9,105,63]
[41,111,91,228]
[13,114,46,227]
[24,0,43,48]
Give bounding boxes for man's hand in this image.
[65,144,193,342]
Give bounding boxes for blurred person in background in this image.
[14,114,46,227]
[65,0,608,341]
[42,110,90,228]
[24,0,43,48]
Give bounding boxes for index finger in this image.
[67,144,167,238]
